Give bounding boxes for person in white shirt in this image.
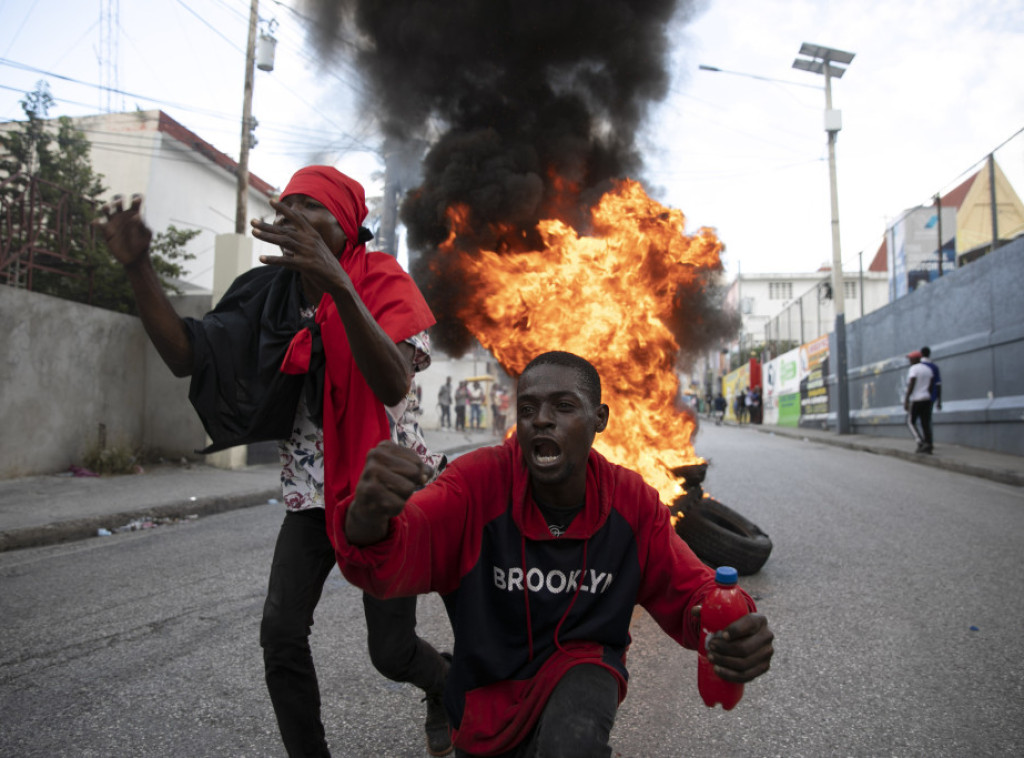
[904,350,935,454]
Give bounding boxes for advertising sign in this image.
[799,335,830,423]
[721,363,749,423]
[763,349,801,427]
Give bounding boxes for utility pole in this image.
[987,152,999,254]
[793,43,855,435]
[236,0,259,234]
[858,250,865,316]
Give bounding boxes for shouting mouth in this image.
[532,438,563,468]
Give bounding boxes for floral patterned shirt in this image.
[278,323,443,512]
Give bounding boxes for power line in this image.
[173,0,246,55]
[0,57,226,118]
[0,57,379,153]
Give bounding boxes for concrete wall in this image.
[835,235,1024,455]
[1,286,210,478]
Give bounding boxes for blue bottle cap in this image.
[715,566,738,585]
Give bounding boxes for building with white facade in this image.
[72,109,279,292]
[0,108,281,292]
[724,267,890,356]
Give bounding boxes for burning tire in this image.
[674,498,772,576]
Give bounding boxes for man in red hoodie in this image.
[333,351,775,757]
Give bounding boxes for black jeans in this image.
[260,509,449,757]
[455,664,619,758]
[908,399,933,449]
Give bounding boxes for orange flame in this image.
[442,179,723,504]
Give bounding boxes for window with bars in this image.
[769,281,793,300]
[844,280,857,299]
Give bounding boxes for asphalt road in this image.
[1,424,1022,757]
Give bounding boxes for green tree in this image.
[0,82,196,314]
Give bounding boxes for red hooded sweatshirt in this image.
[331,437,756,755]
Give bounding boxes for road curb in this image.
[753,427,1024,487]
[0,488,280,553]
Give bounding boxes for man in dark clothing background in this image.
[95,166,452,757]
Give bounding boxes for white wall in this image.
[729,270,889,346]
[81,110,277,292]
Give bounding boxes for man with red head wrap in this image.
[96,166,453,757]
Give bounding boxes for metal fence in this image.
[762,275,833,361]
[0,172,97,299]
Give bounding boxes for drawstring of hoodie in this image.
[553,540,588,658]
[521,535,535,661]
[520,532,591,663]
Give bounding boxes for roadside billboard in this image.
[763,350,801,427]
[721,363,749,422]
[799,334,830,425]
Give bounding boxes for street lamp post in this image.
[793,43,855,435]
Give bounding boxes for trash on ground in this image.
[97,514,201,535]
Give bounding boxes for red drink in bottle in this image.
[698,566,746,710]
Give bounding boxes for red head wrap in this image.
[280,165,367,263]
[276,165,436,535]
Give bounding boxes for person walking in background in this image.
[905,350,935,454]
[96,166,453,757]
[454,380,469,432]
[734,391,746,424]
[497,386,511,434]
[490,383,501,435]
[467,380,485,430]
[491,385,510,434]
[438,376,453,429]
[920,346,943,412]
[713,391,727,425]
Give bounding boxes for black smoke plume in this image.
[302,0,737,360]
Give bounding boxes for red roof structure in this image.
[156,111,275,197]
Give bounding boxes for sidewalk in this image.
[0,427,499,553]
[737,420,1024,488]
[1,424,1019,554]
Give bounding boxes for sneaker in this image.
[423,692,452,756]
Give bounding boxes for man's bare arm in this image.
[252,200,411,404]
[93,195,193,377]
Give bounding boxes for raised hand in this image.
[93,194,153,268]
[250,197,351,297]
[345,441,432,546]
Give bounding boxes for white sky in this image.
[2,0,1022,278]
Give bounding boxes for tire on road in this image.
[674,497,772,576]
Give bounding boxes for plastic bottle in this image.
[698,566,746,710]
